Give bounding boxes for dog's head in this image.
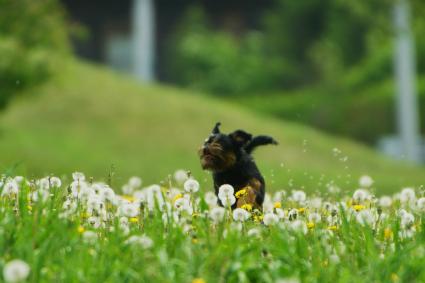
[199,122,252,172]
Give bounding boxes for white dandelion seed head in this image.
[356,209,376,226]
[329,254,340,264]
[49,176,62,188]
[247,228,262,237]
[82,231,98,244]
[13,176,25,184]
[119,203,140,218]
[400,212,414,229]
[125,235,153,249]
[273,190,286,202]
[36,178,50,190]
[87,216,102,229]
[291,190,306,203]
[121,184,134,195]
[379,196,392,208]
[353,189,369,203]
[2,180,19,196]
[128,176,142,189]
[308,212,321,223]
[416,197,425,211]
[263,213,279,226]
[184,179,200,193]
[400,187,416,204]
[204,191,218,207]
[359,175,373,188]
[232,208,250,222]
[30,189,49,203]
[3,259,30,283]
[275,208,286,219]
[174,169,188,184]
[98,186,115,202]
[219,194,236,207]
[72,172,85,182]
[290,220,308,234]
[209,207,226,223]
[218,184,234,200]
[308,197,322,209]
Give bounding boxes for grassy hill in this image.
[0,60,424,194]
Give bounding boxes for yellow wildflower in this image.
[391,273,399,282]
[235,189,247,199]
[353,204,365,212]
[384,228,393,240]
[297,207,306,214]
[27,205,32,211]
[274,202,282,209]
[77,226,85,234]
[129,217,139,223]
[241,204,253,212]
[122,195,135,202]
[173,193,183,203]
[327,225,338,231]
[307,222,315,229]
[192,278,206,283]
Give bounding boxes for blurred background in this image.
[0,0,424,193]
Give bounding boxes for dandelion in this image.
[82,231,98,244]
[291,190,306,203]
[209,207,226,223]
[119,203,140,217]
[359,175,373,188]
[247,228,261,237]
[379,196,392,208]
[235,189,247,198]
[87,216,101,229]
[353,189,369,203]
[400,212,414,229]
[125,235,153,249]
[192,278,206,283]
[356,209,376,226]
[184,179,200,193]
[2,180,19,196]
[219,194,236,207]
[232,208,250,222]
[290,220,308,234]
[72,172,85,182]
[353,204,365,212]
[49,176,62,188]
[204,191,218,207]
[77,226,85,234]
[400,188,416,204]
[218,184,234,199]
[3,259,30,283]
[263,213,279,226]
[308,212,321,223]
[128,176,142,189]
[417,197,425,211]
[174,169,188,184]
[274,202,282,209]
[241,204,252,212]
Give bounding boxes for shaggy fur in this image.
[199,122,277,210]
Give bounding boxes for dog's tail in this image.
[244,135,278,154]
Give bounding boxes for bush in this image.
[0,0,69,109]
[165,6,283,95]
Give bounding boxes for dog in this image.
[199,122,277,210]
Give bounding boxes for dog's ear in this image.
[211,122,221,135]
[229,130,252,147]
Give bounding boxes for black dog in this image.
[199,122,277,210]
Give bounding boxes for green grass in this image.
[0,176,424,282]
[0,59,424,194]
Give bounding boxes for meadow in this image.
[0,60,424,195]
[0,171,424,282]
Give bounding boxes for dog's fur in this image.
[199,122,277,210]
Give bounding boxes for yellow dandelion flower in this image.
[241,204,253,212]
[391,273,399,282]
[173,193,183,203]
[327,225,338,231]
[274,202,282,209]
[27,205,33,211]
[235,189,247,199]
[297,207,306,214]
[77,226,85,234]
[307,222,315,229]
[384,228,393,240]
[192,278,206,283]
[353,204,365,212]
[129,217,139,223]
[122,195,135,202]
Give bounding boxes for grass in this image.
[0,174,424,282]
[0,59,424,194]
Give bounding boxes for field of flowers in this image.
[0,171,424,283]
